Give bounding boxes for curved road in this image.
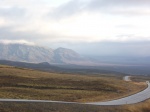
[87,81,150,105]
[124,76,131,81]
[0,76,150,106]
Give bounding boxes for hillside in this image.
[0,60,127,76]
[0,100,150,112]
[0,65,145,103]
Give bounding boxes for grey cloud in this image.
[48,0,85,19]
[88,0,150,8]
[52,41,150,57]
[43,40,149,57]
[0,7,26,20]
[116,25,136,28]
[0,26,67,44]
[86,0,150,15]
[0,26,44,42]
[1,26,150,57]
[116,34,135,38]
[48,0,150,20]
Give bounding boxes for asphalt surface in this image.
[0,76,150,106]
[124,76,131,81]
[87,77,150,105]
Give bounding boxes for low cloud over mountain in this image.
[0,43,89,65]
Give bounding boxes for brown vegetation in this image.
[0,100,150,112]
[0,65,146,102]
[0,65,149,112]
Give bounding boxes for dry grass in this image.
[0,100,150,112]
[0,65,150,112]
[0,65,146,103]
[0,102,125,112]
[126,99,150,112]
[131,75,150,82]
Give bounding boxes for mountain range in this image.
[0,43,89,65]
[0,43,150,75]
[0,43,150,66]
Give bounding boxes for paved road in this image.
[124,76,131,81]
[86,80,150,105]
[0,76,150,106]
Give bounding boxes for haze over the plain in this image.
[0,0,150,57]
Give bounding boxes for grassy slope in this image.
[0,100,150,112]
[131,75,150,82]
[0,65,150,112]
[0,65,145,102]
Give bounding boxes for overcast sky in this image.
[0,0,150,57]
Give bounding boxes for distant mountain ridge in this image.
[0,43,89,65]
[0,60,127,76]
